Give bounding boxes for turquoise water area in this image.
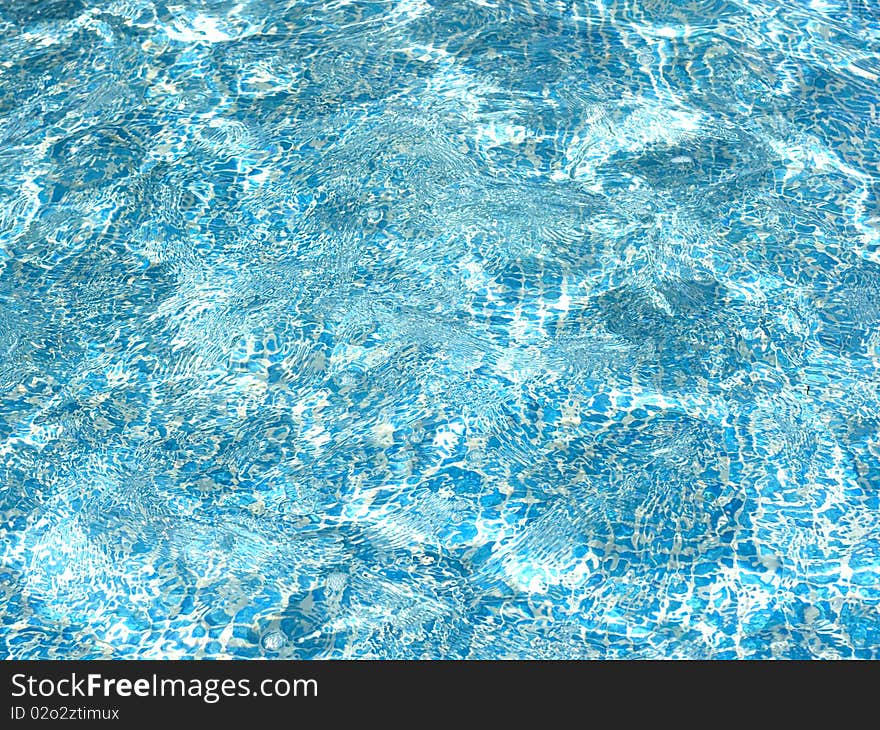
[0,0,879,658]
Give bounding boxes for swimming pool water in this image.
[0,0,878,659]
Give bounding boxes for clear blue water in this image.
[0,0,878,660]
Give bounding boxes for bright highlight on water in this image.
[0,0,878,659]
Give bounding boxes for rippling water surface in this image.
[1,0,879,659]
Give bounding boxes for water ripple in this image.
[1,0,879,659]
